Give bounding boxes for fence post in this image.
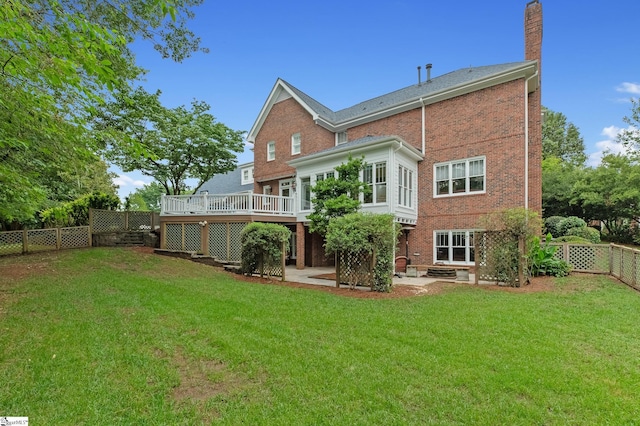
[281,241,286,282]
[56,227,61,250]
[335,251,341,288]
[609,244,613,275]
[518,236,525,287]
[22,230,27,254]
[125,211,129,231]
[633,250,637,287]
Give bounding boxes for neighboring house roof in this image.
[248,61,538,142]
[199,163,253,194]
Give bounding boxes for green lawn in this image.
[1,248,639,425]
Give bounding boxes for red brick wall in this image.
[253,97,335,190]
[408,79,531,265]
[348,109,422,151]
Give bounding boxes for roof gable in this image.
[248,61,538,142]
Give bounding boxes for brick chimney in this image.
[524,0,543,215]
[525,0,542,71]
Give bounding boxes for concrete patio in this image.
[283,265,478,289]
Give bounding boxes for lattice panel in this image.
[229,222,247,262]
[128,211,152,230]
[567,245,610,273]
[619,250,636,286]
[60,226,90,249]
[611,246,622,278]
[475,231,522,285]
[208,223,227,260]
[0,231,23,256]
[338,250,373,289]
[256,261,283,278]
[26,229,57,252]
[165,224,183,251]
[184,223,202,253]
[92,209,126,233]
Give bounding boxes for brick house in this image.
[160,1,543,270]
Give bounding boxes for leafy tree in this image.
[1,0,204,226]
[126,182,166,212]
[94,88,245,195]
[542,106,587,165]
[619,98,640,155]
[572,153,640,242]
[541,156,584,218]
[308,156,370,236]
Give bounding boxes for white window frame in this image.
[434,230,476,265]
[291,133,301,155]
[398,165,413,208]
[434,156,485,197]
[336,131,348,145]
[300,176,311,211]
[362,162,387,205]
[241,166,254,185]
[267,141,276,161]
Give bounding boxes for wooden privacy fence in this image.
[0,226,91,256]
[90,209,159,233]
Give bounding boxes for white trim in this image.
[433,156,486,198]
[291,132,301,155]
[267,141,276,162]
[433,230,476,265]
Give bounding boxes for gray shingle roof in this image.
[198,167,253,194]
[283,61,532,126]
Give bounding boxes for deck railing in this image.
[161,193,295,216]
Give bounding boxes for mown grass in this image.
[1,248,639,424]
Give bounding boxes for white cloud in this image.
[587,125,634,167]
[113,174,150,189]
[616,82,640,95]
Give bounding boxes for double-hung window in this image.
[267,141,276,161]
[291,133,301,155]
[363,162,387,204]
[435,157,485,196]
[435,230,475,264]
[398,165,413,208]
[300,177,311,210]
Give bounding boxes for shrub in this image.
[528,233,571,277]
[478,208,542,287]
[557,216,587,237]
[240,223,290,276]
[41,192,120,227]
[325,213,399,292]
[544,216,565,237]
[565,226,601,243]
[553,235,592,244]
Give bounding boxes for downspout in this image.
[420,98,426,155]
[524,70,538,210]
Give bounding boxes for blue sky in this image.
[113,0,640,199]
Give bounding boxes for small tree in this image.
[307,155,370,236]
[240,223,290,278]
[325,213,399,292]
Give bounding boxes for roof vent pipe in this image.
[417,66,422,85]
[426,63,432,82]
